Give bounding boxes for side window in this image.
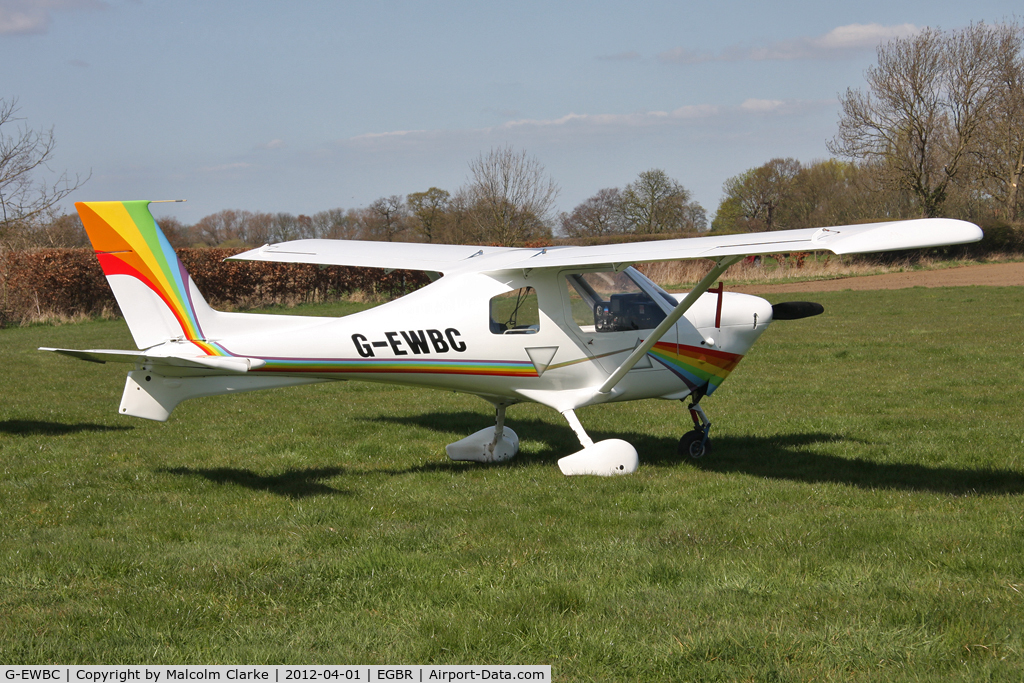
[489,287,539,334]
[565,271,667,332]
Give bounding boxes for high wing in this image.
[229,216,982,403]
[229,240,509,274]
[229,218,983,274]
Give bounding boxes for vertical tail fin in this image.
[77,201,215,349]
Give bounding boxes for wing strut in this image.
[597,256,743,395]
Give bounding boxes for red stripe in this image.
[96,253,194,339]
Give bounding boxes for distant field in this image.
[2,286,1023,681]
[730,261,1024,294]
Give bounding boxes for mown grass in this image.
[1,286,1023,680]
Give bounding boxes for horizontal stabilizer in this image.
[40,347,265,374]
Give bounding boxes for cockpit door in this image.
[560,267,679,375]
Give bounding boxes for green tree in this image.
[710,194,745,232]
[407,187,450,242]
[717,159,801,231]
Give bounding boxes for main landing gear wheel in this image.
[678,429,711,459]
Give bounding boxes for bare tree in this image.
[194,209,249,246]
[245,211,275,246]
[560,187,626,237]
[310,208,360,240]
[0,98,88,244]
[829,25,1006,217]
[152,215,191,249]
[682,202,709,232]
[364,195,410,241]
[466,146,558,246]
[8,211,90,248]
[969,22,1024,220]
[268,212,303,243]
[620,169,704,234]
[439,188,482,244]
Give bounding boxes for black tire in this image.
[678,429,711,459]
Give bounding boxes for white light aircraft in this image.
[43,201,982,475]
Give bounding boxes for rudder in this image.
[77,201,215,349]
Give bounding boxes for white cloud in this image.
[0,6,43,33]
[350,129,427,141]
[812,23,919,50]
[201,161,252,174]
[656,47,716,65]
[346,109,729,145]
[670,104,719,119]
[0,0,106,35]
[740,99,785,112]
[482,107,522,119]
[343,100,823,148]
[597,50,642,61]
[658,23,921,64]
[497,105,720,130]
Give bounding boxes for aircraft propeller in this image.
[771,301,825,320]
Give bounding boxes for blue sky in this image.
[1,0,1019,226]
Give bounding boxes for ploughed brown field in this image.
[732,261,1024,293]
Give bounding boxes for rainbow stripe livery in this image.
[249,356,539,377]
[190,339,226,357]
[648,342,742,395]
[78,201,209,348]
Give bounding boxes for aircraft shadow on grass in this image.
[159,466,350,499]
[0,420,133,436]
[371,411,1024,496]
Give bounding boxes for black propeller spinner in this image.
[771,301,824,320]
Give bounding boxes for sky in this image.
[1,0,1020,227]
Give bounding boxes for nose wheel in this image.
[678,402,712,459]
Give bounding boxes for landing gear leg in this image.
[678,401,712,459]
[488,403,508,455]
[446,401,519,463]
[556,409,638,476]
[561,408,595,449]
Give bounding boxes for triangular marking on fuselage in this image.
[525,346,559,377]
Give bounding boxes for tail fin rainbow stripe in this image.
[77,201,210,349]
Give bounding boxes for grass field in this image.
[2,286,1024,680]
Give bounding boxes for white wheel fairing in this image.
[557,439,639,476]
[446,427,520,463]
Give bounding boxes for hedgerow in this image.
[0,247,429,327]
